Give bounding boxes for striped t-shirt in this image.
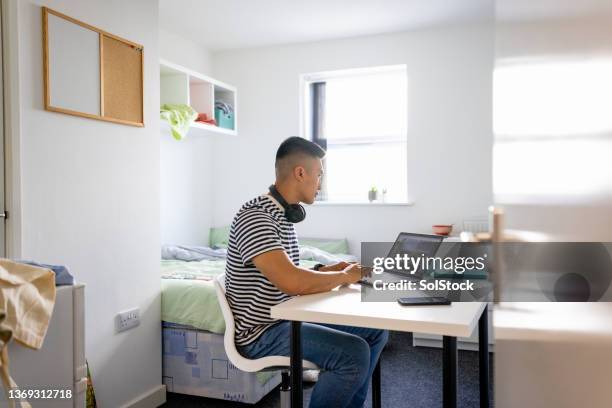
[225,194,299,346]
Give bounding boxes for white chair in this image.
[214,273,318,406]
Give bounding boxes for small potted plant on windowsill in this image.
[368,186,378,203]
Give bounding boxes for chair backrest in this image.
[214,273,246,370]
[214,273,318,373]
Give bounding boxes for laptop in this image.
[359,232,444,285]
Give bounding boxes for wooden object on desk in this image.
[42,7,144,127]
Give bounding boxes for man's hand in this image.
[341,263,371,285]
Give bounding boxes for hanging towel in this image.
[0,312,32,408]
[0,259,56,408]
[0,259,56,350]
[160,104,197,140]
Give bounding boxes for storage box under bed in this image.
[162,324,281,404]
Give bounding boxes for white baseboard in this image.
[121,384,166,408]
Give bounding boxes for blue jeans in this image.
[238,322,389,408]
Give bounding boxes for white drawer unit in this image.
[413,303,494,351]
[0,284,86,407]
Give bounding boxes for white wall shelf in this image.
[160,59,237,136]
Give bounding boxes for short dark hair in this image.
[275,137,326,165]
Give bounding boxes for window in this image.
[302,65,408,203]
[493,59,612,202]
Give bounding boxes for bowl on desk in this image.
[432,224,453,236]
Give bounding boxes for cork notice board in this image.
[43,7,144,127]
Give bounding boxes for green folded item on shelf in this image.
[160,104,197,140]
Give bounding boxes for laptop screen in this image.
[385,232,444,277]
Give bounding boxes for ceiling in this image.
[159,0,492,51]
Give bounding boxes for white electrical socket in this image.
[116,308,140,333]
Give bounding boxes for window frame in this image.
[299,65,412,205]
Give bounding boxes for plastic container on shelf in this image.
[214,107,234,130]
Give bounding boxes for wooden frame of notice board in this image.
[42,7,144,127]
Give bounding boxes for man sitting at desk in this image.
[225,136,388,408]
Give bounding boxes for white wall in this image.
[159,28,214,246]
[211,24,494,254]
[494,12,612,240]
[13,1,162,406]
[159,28,212,75]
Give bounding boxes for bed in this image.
[161,228,355,403]
[161,258,320,334]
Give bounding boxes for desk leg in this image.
[372,359,381,408]
[290,321,303,408]
[479,305,490,408]
[443,336,457,408]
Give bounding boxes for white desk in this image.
[494,302,612,342]
[494,303,612,408]
[270,284,489,408]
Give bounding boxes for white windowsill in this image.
[311,201,414,207]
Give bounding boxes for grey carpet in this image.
[162,331,494,407]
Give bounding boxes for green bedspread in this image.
[161,259,319,333]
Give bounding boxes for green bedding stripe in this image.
[161,279,226,333]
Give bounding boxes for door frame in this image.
[1,0,22,258]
